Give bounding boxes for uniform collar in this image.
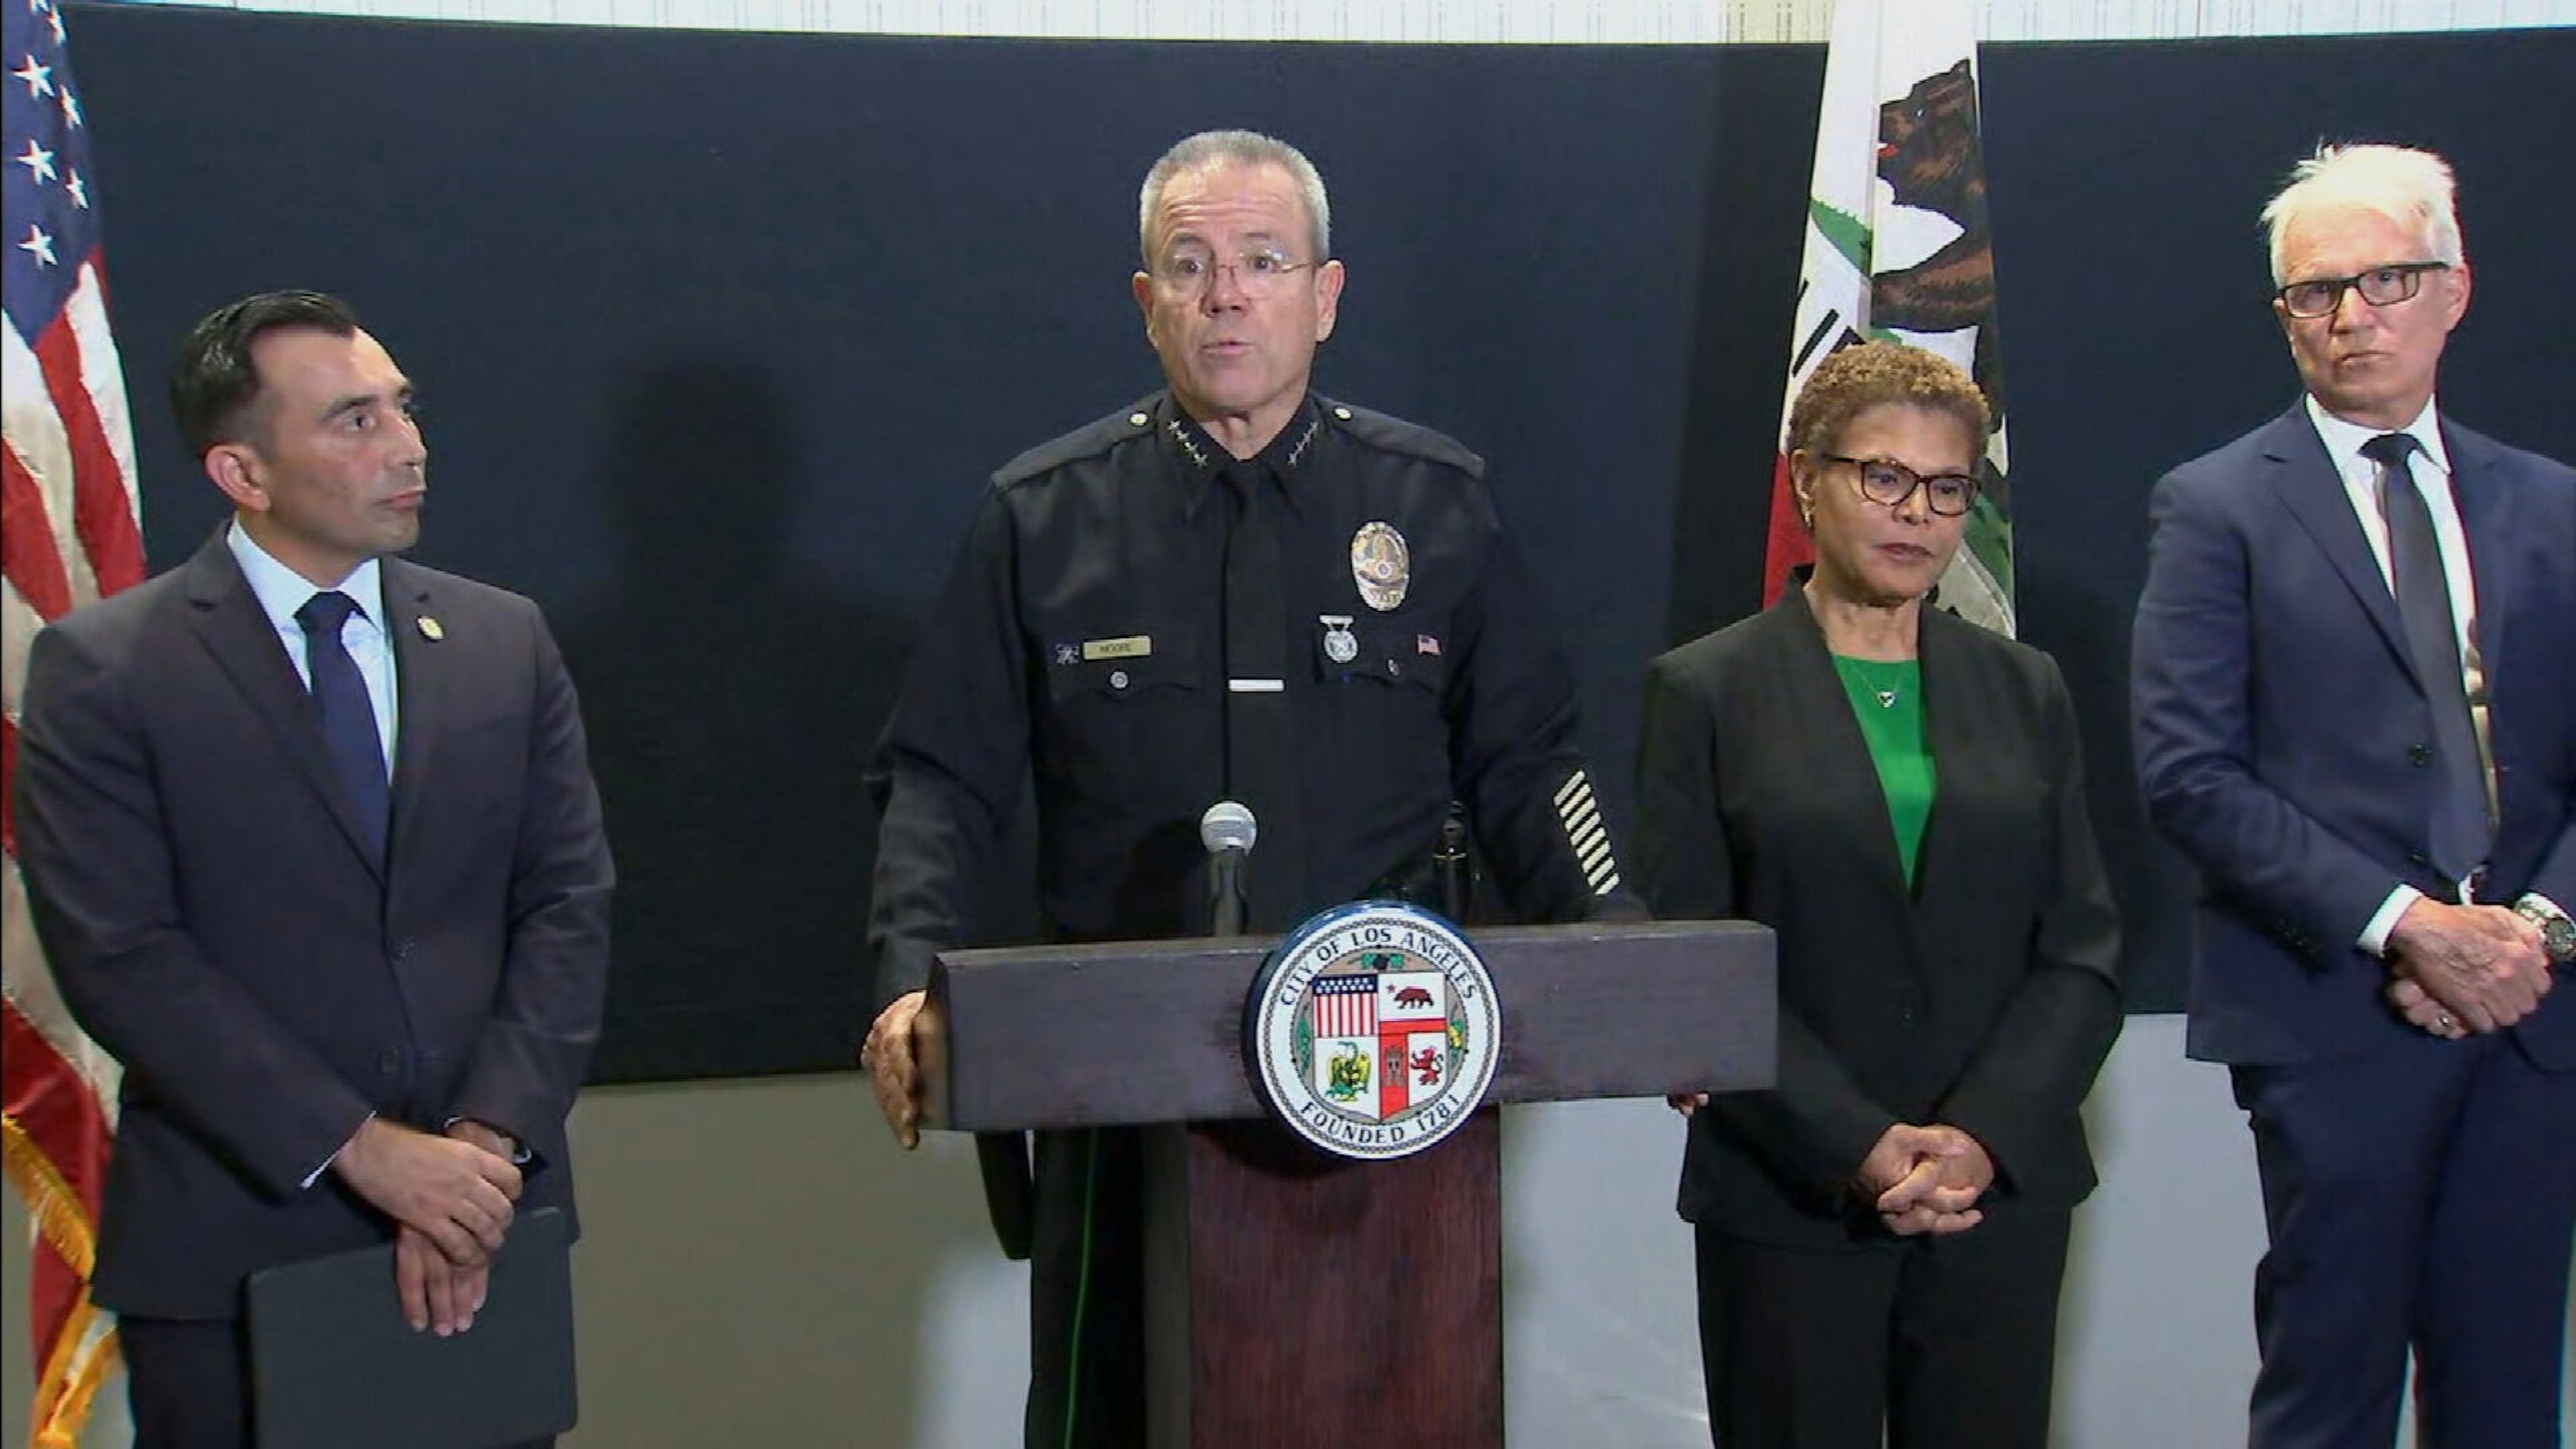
[1161,392,1326,522]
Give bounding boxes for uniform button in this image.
[1332,406,1353,421]
[1128,412,1149,427]
[2407,744,2434,766]
[1109,669,1130,691]
[377,1048,404,1077]
[1385,659,1402,678]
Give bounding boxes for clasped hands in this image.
[330,1117,523,1337]
[1854,1122,1993,1237]
[1666,1094,1992,1238]
[2381,900,2551,1041]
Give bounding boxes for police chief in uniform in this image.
[857,128,1638,1447]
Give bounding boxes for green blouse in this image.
[1831,654,1935,886]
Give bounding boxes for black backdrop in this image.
[60,7,2576,1080]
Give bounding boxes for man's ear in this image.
[1311,258,1346,344]
[205,443,266,513]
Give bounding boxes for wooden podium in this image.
[917,918,1774,1448]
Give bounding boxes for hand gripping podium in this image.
[917,917,1774,1448]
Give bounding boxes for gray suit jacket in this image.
[17,530,614,1318]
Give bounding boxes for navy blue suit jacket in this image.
[2133,406,2576,1070]
[16,531,615,1318]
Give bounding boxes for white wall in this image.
[8,1017,2571,1446]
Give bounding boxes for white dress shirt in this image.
[226,522,399,776]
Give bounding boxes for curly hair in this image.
[1785,341,1989,461]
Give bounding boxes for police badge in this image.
[1350,522,1410,611]
[1245,901,1501,1161]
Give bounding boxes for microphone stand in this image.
[1211,849,1248,940]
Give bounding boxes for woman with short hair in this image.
[1636,341,2122,1448]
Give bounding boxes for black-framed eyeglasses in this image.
[1825,454,1980,517]
[2276,261,2449,319]
[1150,247,1314,299]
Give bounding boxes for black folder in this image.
[246,1205,576,1448]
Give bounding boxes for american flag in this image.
[4,1,142,1443]
[1311,974,1377,1039]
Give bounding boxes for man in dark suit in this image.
[15,290,614,1449]
[2133,143,2574,1447]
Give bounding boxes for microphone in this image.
[1202,800,1257,939]
[1434,802,1472,924]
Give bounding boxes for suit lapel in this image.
[2260,408,2416,683]
[1911,607,1976,911]
[382,560,450,872]
[1777,584,1920,911]
[181,530,387,881]
[2444,421,2510,679]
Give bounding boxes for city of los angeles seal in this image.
[1245,901,1501,1161]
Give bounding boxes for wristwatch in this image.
[2512,894,2576,967]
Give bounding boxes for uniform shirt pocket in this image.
[1043,626,1205,702]
[1035,625,1208,807]
[1314,616,1452,693]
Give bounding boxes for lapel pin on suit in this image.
[417,615,444,641]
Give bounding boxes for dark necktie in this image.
[1220,462,1306,931]
[2365,432,2488,880]
[295,590,391,860]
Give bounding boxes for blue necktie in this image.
[295,590,390,858]
[2365,432,2488,881]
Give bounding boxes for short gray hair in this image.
[1138,129,1332,266]
[2261,143,2463,286]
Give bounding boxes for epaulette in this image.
[1313,396,1486,479]
[992,396,1163,490]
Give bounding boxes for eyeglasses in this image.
[1825,454,1980,517]
[1150,247,1314,299]
[2276,262,2449,319]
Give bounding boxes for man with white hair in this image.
[2133,143,2575,1446]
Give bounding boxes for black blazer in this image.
[1635,583,2122,1247]
[17,531,614,1318]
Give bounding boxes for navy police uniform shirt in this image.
[867,390,1635,1005]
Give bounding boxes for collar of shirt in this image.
[2300,392,2483,693]
[226,524,402,775]
[227,521,391,652]
[2304,393,2469,589]
[2304,392,2452,489]
[1159,392,1327,522]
